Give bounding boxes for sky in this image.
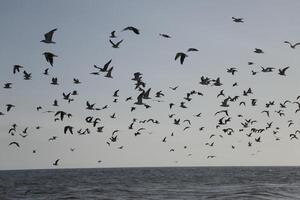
[1,0,300,170]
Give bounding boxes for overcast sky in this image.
[1,0,300,170]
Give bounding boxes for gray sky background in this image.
[1,0,300,170]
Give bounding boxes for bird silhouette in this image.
[232,17,244,23]
[13,65,23,74]
[53,159,60,166]
[110,31,117,38]
[122,26,140,34]
[43,52,57,66]
[105,67,113,78]
[175,52,188,64]
[109,39,123,48]
[284,41,300,49]
[9,142,20,147]
[159,33,171,38]
[278,66,289,76]
[41,28,57,44]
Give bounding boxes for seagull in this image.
[6,104,15,112]
[109,39,123,48]
[43,68,49,75]
[159,33,171,38]
[13,65,23,74]
[284,41,300,49]
[232,17,244,23]
[53,159,60,166]
[122,26,140,34]
[4,83,12,89]
[43,52,58,66]
[254,48,264,54]
[278,66,289,76]
[41,28,57,44]
[105,67,113,78]
[110,31,117,38]
[9,141,20,147]
[187,48,198,52]
[175,52,188,64]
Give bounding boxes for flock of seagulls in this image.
[3,16,300,168]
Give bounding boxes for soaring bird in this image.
[9,142,20,147]
[278,66,289,76]
[159,33,171,38]
[13,65,23,74]
[232,17,244,23]
[53,159,60,166]
[6,104,15,112]
[105,67,113,78]
[175,52,188,64]
[122,26,140,34]
[254,48,264,54]
[43,52,57,66]
[187,48,198,52]
[41,28,57,44]
[109,39,123,48]
[4,83,12,89]
[94,59,112,72]
[110,31,117,38]
[284,41,300,49]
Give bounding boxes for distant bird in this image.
[175,52,188,65]
[187,48,198,52]
[9,141,20,147]
[159,33,171,38]
[43,68,49,75]
[227,67,237,75]
[284,41,300,49]
[41,28,57,44]
[6,104,15,112]
[43,52,57,66]
[23,71,32,80]
[254,48,264,54]
[109,39,123,48]
[232,17,244,23]
[207,155,216,159]
[169,86,178,90]
[51,77,58,85]
[13,65,23,74]
[73,78,81,84]
[53,159,60,166]
[122,26,140,34]
[86,101,95,110]
[110,31,117,38]
[4,83,12,89]
[278,66,289,76]
[105,67,113,78]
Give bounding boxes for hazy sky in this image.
[1,0,300,170]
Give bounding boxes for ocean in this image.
[1,166,300,199]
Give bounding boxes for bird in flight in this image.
[13,65,23,74]
[278,66,289,76]
[175,52,188,65]
[110,31,117,38]
[43,52,58,66]
[41,28,57,44]
[53,159,60,166]
[284,41,300,49]
[232,17,244,23]
[9,141,20,147]
[254,48,264,54]
[159,33,171,38]
[122,26,140,34]
[109,39,123,48]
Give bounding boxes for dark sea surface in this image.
[1,166,300,200]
